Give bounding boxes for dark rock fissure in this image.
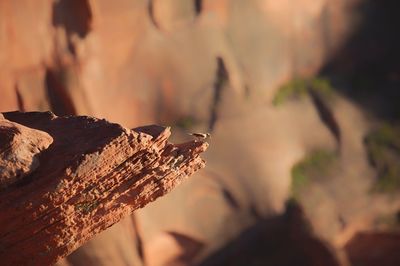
[45,69,77,116]
[52,0,92,55]
[15,86,25,112]
[194,0,202,15]
[209,57,229,132]
[309,88,341,145]
[148,0,160,30]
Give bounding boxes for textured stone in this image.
[0,116,53,188]
[0,111,207,265]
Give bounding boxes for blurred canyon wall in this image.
[0,0,359,125]
[5,1,399,266]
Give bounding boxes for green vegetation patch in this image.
[291,150,337,198]
[365,123,400,193]
[273,77,335,106]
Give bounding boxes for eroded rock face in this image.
[0,116,53,188]
[0,111,207,265]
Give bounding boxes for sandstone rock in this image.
[0,116,53,188]
[60,216,144,266]
[0,111,207,265]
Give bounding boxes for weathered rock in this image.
[58,216,144,266]
[0,111,207,265]
[0,117,53,188]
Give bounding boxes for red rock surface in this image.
[0,111,207,265]
[0,116,52,188]
[2,1,399,266]
[0,0,359,125]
